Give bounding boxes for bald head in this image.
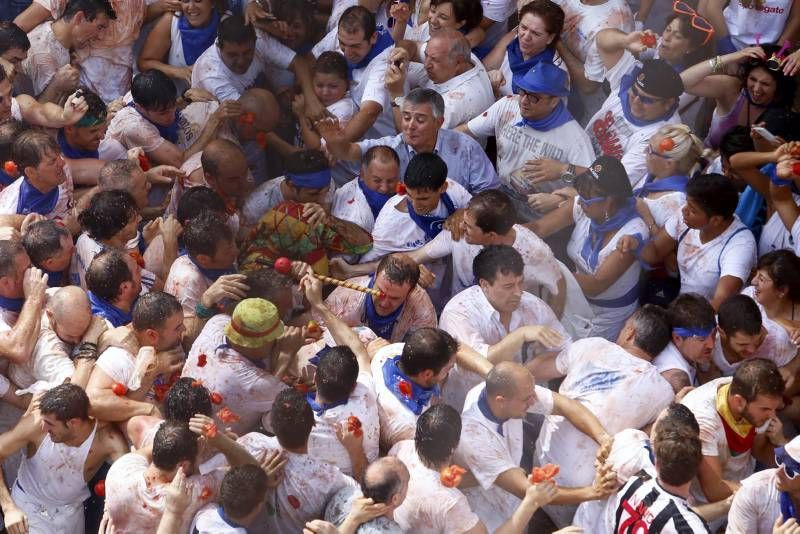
[239,88,280,135]
[431,30,470,63]
[363,457,410,507]
[47,286,92,344]
[486,361,531,398]
[201,139,247,178]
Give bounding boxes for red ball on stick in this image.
[274,257,293,275]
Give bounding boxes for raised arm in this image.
[12,2,52,33]
[680,47,763,102]
[16,91,89,130]
[0,268,47,365]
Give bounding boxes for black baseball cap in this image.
[634,59,684,100]
[575,156,633,198]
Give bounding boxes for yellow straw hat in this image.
[224,298,284,349]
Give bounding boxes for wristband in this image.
[195,302,216,319]
[771,173,794,187]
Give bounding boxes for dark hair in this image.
[164,377,213,422]
[743,44,797,109]
[12,130,59,172]
[473,245,524,284]
[400,328,458,376]
[415,404,461,466]
[718,125,754,161]
[85,249,133,302]
[270,388,314,449]
[362,460,404,504]
[315,346,359,402]
[78,190,138,241]
[518,0,563,49]
[285,149,329,175]
[131,70,177,112]
[39,384,90,422]
[62,0,116,22]
[0,240,24,279]
[467,190,516,235]
[729,358,785,402]
[662,13,713,66]
[220,465,268,518]
[217,15,256,46]
[654,402,700,438]
[629,304,671,357]
[72,88,107,125]
[338,6,376,40]
[152,422,199,471]
[176,186,227,225]
[363,145,400,168]
[0,22,30,54]
[404,153,447,191]
[667,293,716,331]
[686,173,739,219]
[132,291,182,332]
[271,0,317,45]
[314,51,348,82]
[98,159,140,191]
[0,63,5,84]
[0,120,27,164]
[243,268,293,301]
[22,220,70,267]
[184,212,234,259]
[756,250,800,302]
[430,0,483,32]
[718,294,762,336]
[376,254,420,288]
[755,108,800,143]
[653,431,702,486]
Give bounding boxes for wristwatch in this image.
[560,163,577,183]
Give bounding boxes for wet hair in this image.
[729,358,785,402]
[362,145,400,168]
[243,268,293,301]
[163,377,213,421]
[315,346,359,402]
[628,304,671,357]
[217,15,256,46]
[742,44,797,109]
[362,459,407,504]
[718,125,754,161]
[415,404,461,466]
[183,211,234,259]
[22,220,70,267]
[12,130,59,172]
[131,70,177,112]
[403,88,445,119]
[313,51,348,82]
[404,153,447,191]
[685,173,739,219]
[78,190,138,241]
[62,0,116,22]
[376,254,420,288]
[756,250,800,302]
[473,245,524,284]
[0,22,30,54]
[220,465,268,519]
[85,249,132,302]
[430,0,483,32]
[98,159,140,191]
[152,421,199,471]
[0,120,27,164]
[667,293,716,332]
[0,240,24,279]
[654,402,700,438]
[338,6,376,39]
[270,388,315,449]
[653,431,702,486]
[518,0,563,49]
[400,328,458,376]
[285,149,329,176]
[132,291,182,332]
[176,186,227,225]
[718,294,762,336]
[467,190,516,235]
[40,384,90,422]
[73,88,107,125]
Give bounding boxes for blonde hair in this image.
[653,124,704,175]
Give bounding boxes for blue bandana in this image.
[363,274,403,339]
[618,67,679,127]
[127,102,181,144]
[514,100,573,132]
[580,197,639,270]
[673,326,715,339]
[357,178,392,219]
[178,9,220,66]
[0,295,24,313]
[89,291,133,327]
[506,39,555,77]
[0,169,14,188]
[187,255,236,283]
[16,178,59,216]
[45,269,64,288]
[381,355,439,415]
[406,192,456,242]
[633,174,689,197]
[346,29,394,80]
[286,169,331,189]
[477,388,507,436]
[305,390,349,416]
[217,506,246,530]
[57,129,99,160]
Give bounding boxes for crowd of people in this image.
[0,0,799,532]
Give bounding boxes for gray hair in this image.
[402,88,445,120]
[434,30,471,63]
[628,304,671,357]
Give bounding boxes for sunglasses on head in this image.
[645,145,673,159]
[672,1,715,46]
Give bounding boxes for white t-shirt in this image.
[665,214,756,301]
[710,330,796,378]
[467,95,595,194]
[21,22,70,96]
[455,382,554,533]
[0,176,73,222]
[190,503,246,534]
[440,287,570,411]
[163,255,211,318]
[419,60,494,130]
[653,341,698,386]
[642,191,687,228]
[9,313,74,393]
[331,178,380,233]
[680,377,756,504]
[567,198,648,341]
[726,468,781,534]
[758,195,799,256]
[724,0,793,51]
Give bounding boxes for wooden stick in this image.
[313,273,383,298]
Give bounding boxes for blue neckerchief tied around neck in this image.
[178,9,220,66]
[0,295,24,313]
[381,355,438,415]
[477,388,507,436]
[363,274,403,339]
[0,169,14,188]
[16,178,59,216]
[633,174,689,197]
[57,129,99,160]
[89,291,133,327]
[580,197,639,270]
[187,255,236,282]
[217,505,246,529]
[618,67,679,127]
[45,269,64,287]
[514,100,573,132]
[781,492,799,523]
[506,40,555,77]
[305,390,349,416]
[127,102,181,144]
[406,192,456,242]
[346,29,394,80]
[357,178,392,220]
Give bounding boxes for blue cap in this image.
[513,62,570,98]
[286,169,332,189]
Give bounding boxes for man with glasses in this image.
[457,62,594,219]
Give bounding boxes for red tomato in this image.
[274,257,292,274]
[203,423,218,439]
[137,153,150,172]
[792,162,800,177]
[210,392,223,405]
[307,320,320,334]
[218,407,241,423]
[440,465,466,488]
[197,353,207,367]
[397,380,413,399]
[529,463,560,484]
[111,383,127,396]
[3,161,17,175]
[199,486,213,500]
[395,182,406,195]
[347,415,363,437]
[94,480,106,497]
[287,494,301,509]
[640,33,657,48]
